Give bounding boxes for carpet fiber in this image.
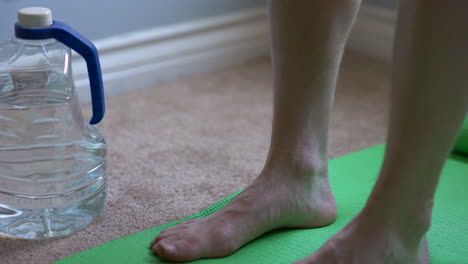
[0,52,392,264]
[55,145,468,264]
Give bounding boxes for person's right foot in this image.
[150,167,337,262]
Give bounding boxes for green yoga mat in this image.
[454,116,468,155]
[55,145,468,264]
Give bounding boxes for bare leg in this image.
[150,0,361,262]
[298,1,468,263]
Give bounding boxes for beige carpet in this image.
[0,52,390,264]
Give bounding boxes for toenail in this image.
[162,243,176,254]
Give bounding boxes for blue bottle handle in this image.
[15,21,105,125]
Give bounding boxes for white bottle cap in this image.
[18,7,53,28]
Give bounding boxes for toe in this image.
[151,230,186,247]
[151,221,197,247]
[153,239,200,262]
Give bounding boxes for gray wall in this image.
[1,0,397,42]
[0,0,264,41]
[364,0,397,9]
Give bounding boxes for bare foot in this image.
[150,168,336,262]
[295,212,429,264]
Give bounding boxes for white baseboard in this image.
[347,5,397,62]
[73,5,396,102]
[72,7,270,103]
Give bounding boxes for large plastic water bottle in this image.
[0,7,106,239]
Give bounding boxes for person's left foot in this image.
[150,166,336,262]
[295,212,429,264]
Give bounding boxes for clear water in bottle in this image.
[0,37,107,239]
